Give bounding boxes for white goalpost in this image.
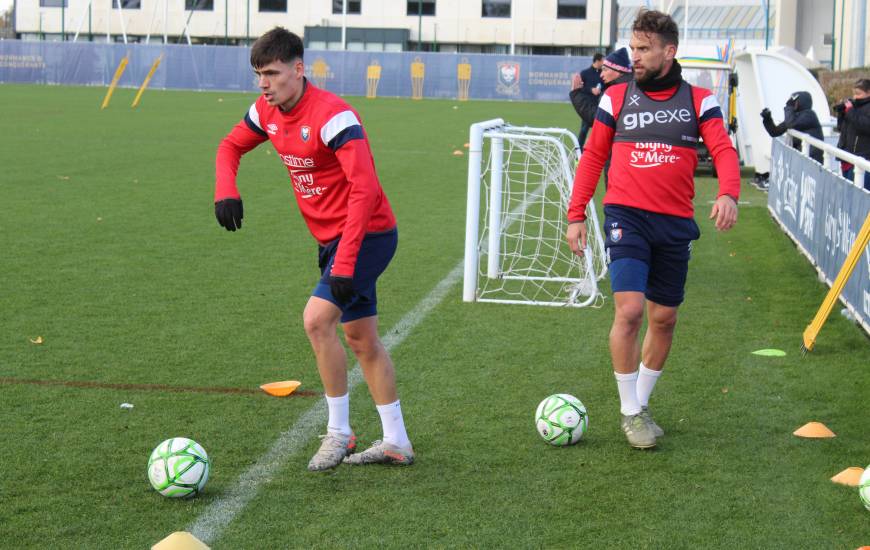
[463,119,607,308]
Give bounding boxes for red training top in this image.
[568,80,740,222]
[215,80,396,277]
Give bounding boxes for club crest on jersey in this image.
[300,126,311,142]
[266,123,278,135]
[610,228,623,242]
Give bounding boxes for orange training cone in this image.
[793,422,836,438]
[830,467,864,486]
[259,380,302,397]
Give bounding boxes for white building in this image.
[13,0,619,55]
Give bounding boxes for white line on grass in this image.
[187,262,465,546]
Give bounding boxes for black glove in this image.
[328,275,354,306]
[760,108,772,119]
[215,198,243,231]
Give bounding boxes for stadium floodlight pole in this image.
[245,0,249,45]
[510,4,515,55]
[764,0,769,50]
[684,0,688,45]
[342,0,347,50]
[61,1,64,41]
[417,0,422,51]
[598,0,604,50]
[72,0,93,43]
[182,3,196,46]
[115,0,128,45]
[145,0,159,43]
[224,0,228,45]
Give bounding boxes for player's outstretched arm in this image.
[214,115,268,232]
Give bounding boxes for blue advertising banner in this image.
[0,40,590,102]
[768,138,870,334]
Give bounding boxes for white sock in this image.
[325,393,351,437]
[636,363,663,408]
[614,371,642,416]
[376,399,411,448]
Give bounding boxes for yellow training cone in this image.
[830,467,864,486]
[793,422,836,438]
[259,380,301,397]
[152,531,209,550]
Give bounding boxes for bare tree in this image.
[0,7,14,39]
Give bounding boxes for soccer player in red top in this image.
[214,28,414,469]
[565,10,739,449]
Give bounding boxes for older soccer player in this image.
[566,10,740,449]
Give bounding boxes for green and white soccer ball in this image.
[147,437,210,498]
[535,393,588,446]
[860,465,870,511]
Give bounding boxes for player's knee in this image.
[650,311,678,333]
[613,301,644,330]
[343,328,381,358]
[303,309,337,343]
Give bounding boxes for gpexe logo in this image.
[624,107,692,130]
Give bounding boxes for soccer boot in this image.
[342,440,415,466]
[640,406,665,437]
[621,412,657,449]
[307,432,357,471]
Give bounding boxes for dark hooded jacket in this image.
[569,72,634,126]
[836,95,870,161]
[762,91,824,163]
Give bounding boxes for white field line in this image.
[187,262,465,545]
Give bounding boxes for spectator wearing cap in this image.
[570,48,633,186]
[760,91,823,164]
[571,49,633,139]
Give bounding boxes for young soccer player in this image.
[565,10,740,449]
[214,27,414,469]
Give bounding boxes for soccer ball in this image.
[860,465,870,511]
[147,437,210,498]
[535,393,588,446]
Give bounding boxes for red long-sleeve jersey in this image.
[567,81,740,222]
[215,80,396,277]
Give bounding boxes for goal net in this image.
[462,119,607,307]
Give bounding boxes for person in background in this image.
[834,78,870,190]
[570,53,604,149]
[760,91,823,164]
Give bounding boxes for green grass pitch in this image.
[1,83,869,548]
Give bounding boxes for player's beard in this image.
[635,63,663,83]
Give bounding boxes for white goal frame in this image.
[463,119,607,308]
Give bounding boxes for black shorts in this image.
[312,228,398,323]
[603,205,700,307]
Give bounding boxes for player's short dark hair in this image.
[250,27,304,68]
[593,53,605,62]
[855,78,870,93]
[632,9,679,47]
